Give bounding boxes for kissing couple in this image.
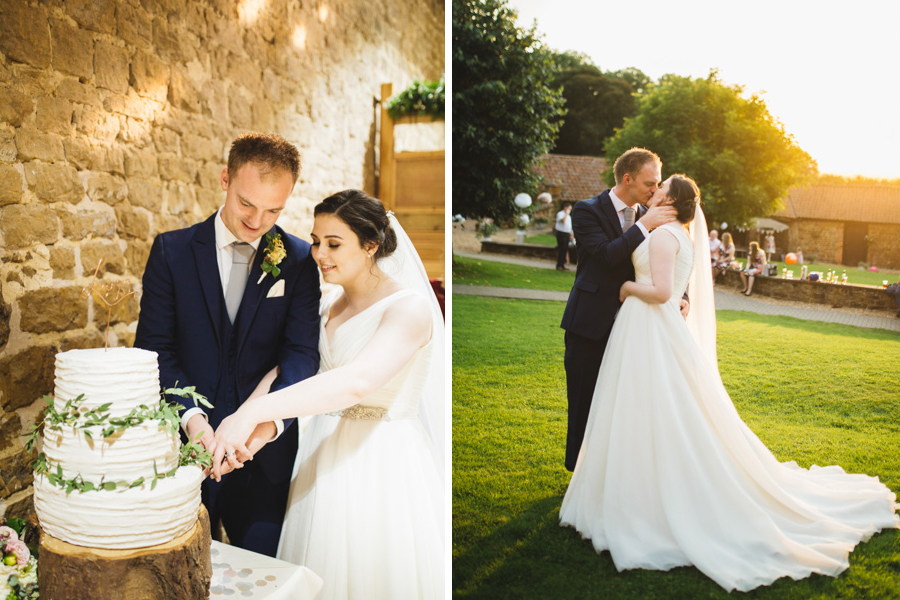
[135,132,444,600]
[559,148,900,591]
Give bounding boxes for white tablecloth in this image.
[210,541,323,599]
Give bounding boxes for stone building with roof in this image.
[770,184,900,269]
[533,153,608,205]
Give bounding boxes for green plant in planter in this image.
[476,217,499,240]
[387,76,445,120]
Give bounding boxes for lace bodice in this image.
[632,222,694,309]
[319,288,434,420]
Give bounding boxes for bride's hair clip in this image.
[378,229,386,243]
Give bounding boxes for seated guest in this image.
[740,241,766,297]
[712,232,735,285]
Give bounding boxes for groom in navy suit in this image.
[135,133,321,556]
[560,148,686,471]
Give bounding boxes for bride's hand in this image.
[619,281,633,302]
[211,412,255,481]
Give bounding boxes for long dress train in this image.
[277,289,444,599]
[560,222,900,592]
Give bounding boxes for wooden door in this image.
[842,222,868,266]
[379,83,445,281]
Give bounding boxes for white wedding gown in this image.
[277,289,444,599]
[560,222,900,592]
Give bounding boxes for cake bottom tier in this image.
[34,465,203,549]
[38,505,211,600]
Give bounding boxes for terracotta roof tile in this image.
[533,154,608,203]
[771,183,900,224]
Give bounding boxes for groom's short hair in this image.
[227,132,301,184]
[613,148,661,184]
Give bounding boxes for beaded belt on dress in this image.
[327,405,389,420]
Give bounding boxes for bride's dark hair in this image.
[314,189,398,259]
[666,174,701,223]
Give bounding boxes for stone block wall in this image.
[719,270,896,312]
[0,0,444,519]
[867,223,900,269]
[794,220,842,264]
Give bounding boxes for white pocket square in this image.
[266,279,285,298]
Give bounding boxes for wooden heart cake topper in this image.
[81,259,138,350]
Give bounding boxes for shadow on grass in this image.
[454,492,899,599]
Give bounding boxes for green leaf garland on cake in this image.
[28,387,213,494]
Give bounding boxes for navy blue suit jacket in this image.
[134,213,321,485]
[560,190,648,342]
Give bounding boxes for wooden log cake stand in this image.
[38,505,212,600]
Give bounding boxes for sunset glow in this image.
[508,0,900,179]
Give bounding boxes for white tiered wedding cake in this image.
[33,347,204,549]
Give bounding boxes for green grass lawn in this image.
[452,255,574,291]
[452,294,900,599]
[523,232,557,246]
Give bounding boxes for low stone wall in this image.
[481,240,575,263]
[718,270,896,313]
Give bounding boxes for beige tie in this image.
[623,206,635,231]
[225,242,254,323]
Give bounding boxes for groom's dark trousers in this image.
[135,213,321,556]
[560,191,647,471]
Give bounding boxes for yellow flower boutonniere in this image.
[257,232,286,284]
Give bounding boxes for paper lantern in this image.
[514,193,532,208]
[785,253,798,265]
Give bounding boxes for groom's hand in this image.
[186,414,215,450]
[680,298,690,319]
[640,205,677,231]
[241,421,277,460]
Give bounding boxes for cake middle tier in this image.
[42,423,179,483]
[34,465,204,549]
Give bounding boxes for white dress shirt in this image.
[555,209,572,234]
[181,208,285,441]
[609,189,649,238]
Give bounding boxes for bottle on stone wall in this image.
[800,265,808,280]
[841,270,848,285]
[782,268,787,279]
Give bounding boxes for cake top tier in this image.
[53,347,161,417]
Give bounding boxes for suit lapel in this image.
[235,227,277,355]
[598,191,624,237]
[191,215,222,347]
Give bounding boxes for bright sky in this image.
[507,0,900,179]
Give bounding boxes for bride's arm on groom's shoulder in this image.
[210,294,433,470]
[619,229,678,304]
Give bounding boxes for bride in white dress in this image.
[560,174,900,592]
[212,189,444,599]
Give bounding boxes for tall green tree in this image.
[452,0,565,220]
[607,67,652,95]
[605,71,817,227]
[551,65,635,156]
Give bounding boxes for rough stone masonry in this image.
[0,0,444,519]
